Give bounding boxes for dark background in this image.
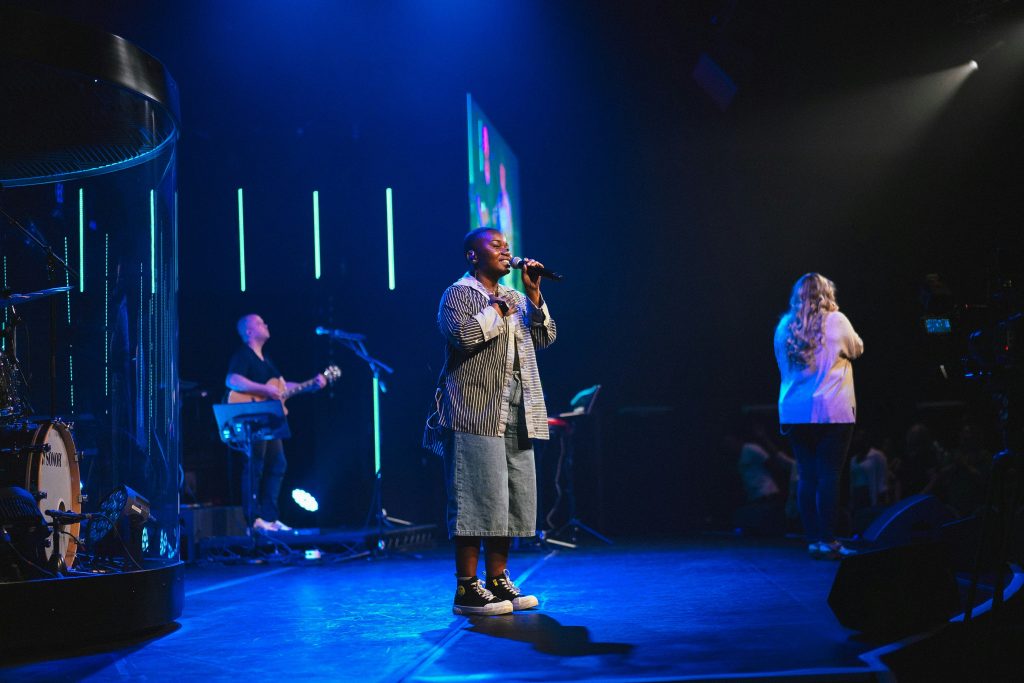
[6,0,1023,534]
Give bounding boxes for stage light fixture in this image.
[291,488,319,512]
[84,484,152,548]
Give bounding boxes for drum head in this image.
[32,422,81,568]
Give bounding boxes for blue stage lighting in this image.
[292,488,319,512]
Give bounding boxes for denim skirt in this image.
[442,375,537,538]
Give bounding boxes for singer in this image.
[424,227,556,615]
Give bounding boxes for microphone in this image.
[510,257,563,281]
[315,326,367,342]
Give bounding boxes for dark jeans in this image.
[243,438,286,523]
[786,424,854,544]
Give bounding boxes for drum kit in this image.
[0,285,84,576]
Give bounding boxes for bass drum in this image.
[0,421,81,569]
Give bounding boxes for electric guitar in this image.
[227,365,341,415]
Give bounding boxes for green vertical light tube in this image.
[313,190,322,280]
[237,188,246,292]
[386,188,395,291]
[64,237,71,324]
[150,189,156,295]
[78,188,85,293]
[373,376,381,476]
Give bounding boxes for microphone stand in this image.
[321,331,406,553]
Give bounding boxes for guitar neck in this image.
[282,376,320,401]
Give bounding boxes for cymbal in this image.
[0,286,74,307]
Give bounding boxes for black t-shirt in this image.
[227,346,282,385]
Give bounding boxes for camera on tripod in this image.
[920,269,1021,381]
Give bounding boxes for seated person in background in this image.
[725,423,795,534]
[738,425,795,504]
[931,422,990,517]
[892,423,942,501]
[849,429,890,512]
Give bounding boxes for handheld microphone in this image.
[510,257,563,281]
[315,326,367,342]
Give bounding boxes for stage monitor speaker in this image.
[861,494,956,546]
[828,540,960,637]
[179,505,247,561]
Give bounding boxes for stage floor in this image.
[1,537,893,682]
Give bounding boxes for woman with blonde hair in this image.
[774,273,864,559]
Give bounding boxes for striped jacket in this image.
[430,274,556,441]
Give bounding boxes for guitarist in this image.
[225,313,327,532]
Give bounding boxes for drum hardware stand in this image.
[1,303,33,420]
[0,443,48,456]
[0,204,78,418]
[213,402,290,556]
[319,329,407,553]
[44,508,90,574]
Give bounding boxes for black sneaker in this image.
[487,569,539,610]
[453,577,513,616]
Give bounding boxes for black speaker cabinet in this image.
[828,540,960,637]
[179,505,247,561]
[861,494,956,545]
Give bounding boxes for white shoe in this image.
[253,518,276,532]
[811,540,855,560]
[272,520,292,531]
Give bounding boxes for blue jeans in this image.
[442,373,537,538]
[786,424,854,543]
[243,438,286,523]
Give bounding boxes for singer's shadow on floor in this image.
[435,612,635,657]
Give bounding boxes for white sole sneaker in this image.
[453,600,513,616]
[512,595,539,610]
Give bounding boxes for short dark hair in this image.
[463,227,502,255]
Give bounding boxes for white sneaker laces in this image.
[498,575,520,596]
[472,580,498,600]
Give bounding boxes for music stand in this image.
[544,384,612,547]
[213,402,290,536]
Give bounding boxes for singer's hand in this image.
[263,383,284,401]
[520,258,543,305]
[489,295,517,317]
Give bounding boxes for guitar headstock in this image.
[321,365,342,384]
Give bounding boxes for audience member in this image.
[931,422,990,517]
[892,423,942,500]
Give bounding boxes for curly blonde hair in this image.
[781,273,838,368]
